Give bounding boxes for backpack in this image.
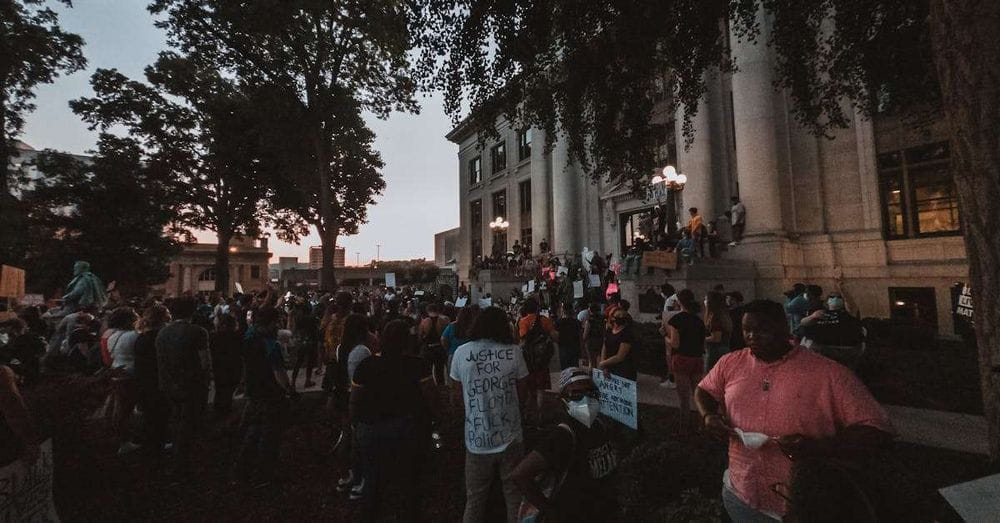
[522,316,554,373]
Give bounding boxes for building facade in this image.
[155,236,272,296]
[434,227,461,268]
[308,246,346,269]
[447,10,966,335]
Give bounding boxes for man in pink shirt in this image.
[695,299,893,521]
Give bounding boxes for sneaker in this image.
[659,380,677,389]
[349,479,365,500]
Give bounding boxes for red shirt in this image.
[698,347,892,517]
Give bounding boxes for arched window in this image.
[198,268,216,281]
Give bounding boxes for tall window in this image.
[517,129,532,161]
[492,190,507,254]
[491,142,507,173]
[469,156,482,185]
[878,141,959,239]
[470,199,482,259]
[519,180,532,253]
[250,265,261,279]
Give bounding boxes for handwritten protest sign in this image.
[455,297,468,308]
[642,250,678,270]
[592,370,638,429]
[588,274,602,288]
[458,345,525,451]
[385,273,396,288]
[0,439,59,522]
[573,280,584,299]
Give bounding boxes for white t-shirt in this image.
[449,339,529,454]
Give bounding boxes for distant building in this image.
[270,256,309,282]
[309,246,346,269]
[153,236,272,296]
[434,227,460,269]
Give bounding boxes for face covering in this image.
[566,396,601,428]
[827,296,845,310]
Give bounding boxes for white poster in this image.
[234,282,244,294]
[588,274,602,288]
[479,297,493,308]
[573,280,585,299]
[591,371,638,429]
[455,297,468,308]
[20,294,45,307]
[385,273,396,288]
[0,439,60,522]
[527,280,536,293]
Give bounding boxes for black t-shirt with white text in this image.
[534,417,619,522]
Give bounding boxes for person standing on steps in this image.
[729,196,746,246]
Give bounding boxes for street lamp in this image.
[488,216,510,231]
[489,217,510,256]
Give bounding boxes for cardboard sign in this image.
[0,439,59,522]
[642,250,678,270]
[573,280,584,299]
[385,273,396,289]
[455,297,468,308]
[0,265,25,299]
[591,370,638,429]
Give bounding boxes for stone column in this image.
[529,128,551,255]
[182,265,192,294]
[550,132,581,256]
[676,70,725,223]
[729,7,785,237]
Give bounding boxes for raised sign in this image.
[591,370,638,429]
[0,265,25,299]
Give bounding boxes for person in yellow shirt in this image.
[686,207,705,257]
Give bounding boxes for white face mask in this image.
[566,396,601,428]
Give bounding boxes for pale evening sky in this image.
[20,0,459,266]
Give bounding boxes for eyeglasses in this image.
[564,388,600,401]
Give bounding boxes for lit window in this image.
[877,141,959,239]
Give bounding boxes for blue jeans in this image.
[722,485,780,522]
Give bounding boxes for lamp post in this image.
[650,165,687,235]
[488,216,510,255]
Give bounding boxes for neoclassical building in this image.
[447,10,966,335]
[154,236,272,296]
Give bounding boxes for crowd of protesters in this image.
[0,248,890,522]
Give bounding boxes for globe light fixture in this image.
[489,217,510,230]
[651,165,687,191]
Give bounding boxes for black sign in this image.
[951,282,975,339]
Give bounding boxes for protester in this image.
[598,309,637,381]
[580,302,604,367]
[418,303,450,386]
[659,284,679,389]
[726,291,746,352]
[555,302,582,370]
[0,318,44,386]
[450,306,529,523]
[322,292,353,420]
[351,319,438,522]
[134,304,171,459]
[729,196,746,246]
[517,298,558,425]
[687,207,705,257]
[106,306,141,454]
[155,296,212,478]
[783,283,809,333]
[334,313,375,498]
[695,299,893,521]
[235,307,294,487]
[665,289,706,434]
[798,293,866,369]
[210,314,243,418]
[510,367,620,522]
[290,301,320,389]
[441,305,479,384]
[703,291,733,373]
[0,364,40,467]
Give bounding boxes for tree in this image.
[0,0,86,262]
[150,0,437,290]
[431,1,1000,459]
[70,55,306,293]
[21,135,182,297]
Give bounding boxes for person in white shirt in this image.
[729,196,746,246]
[659,284,680,389]
[450,306,529,523]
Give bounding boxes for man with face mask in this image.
[510,367,619,522]
[798,293,866,369]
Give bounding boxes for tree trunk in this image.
[215,229,233,294]
[929,0,1000,461]
[313,122,338,292]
